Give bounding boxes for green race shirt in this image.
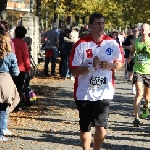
[134,37,150,74]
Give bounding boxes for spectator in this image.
[0,20,20,141]
[11,26,30,111]
[58,27,66,76]
[62,27,79,80]
[42,23,59,77]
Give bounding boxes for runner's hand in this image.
[93,55,100,69]
[100,61,109,69]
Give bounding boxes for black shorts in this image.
[133,72,150,88]
[127,59,134,72]
[75,100,111,132]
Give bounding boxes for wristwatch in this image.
[87,64,95,72]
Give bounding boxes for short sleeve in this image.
[69,41,83,69]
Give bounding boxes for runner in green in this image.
[130,23,150,127]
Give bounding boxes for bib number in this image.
[89,76,107,89]
[137,54,148,63]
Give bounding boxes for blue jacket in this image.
[0,52,20,76]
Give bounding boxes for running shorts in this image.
[75,99,111,132]
[133,72,150,88]
[127,58,134,72]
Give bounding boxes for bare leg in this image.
[80,131,91,150]
[143,86,150,107]
[124,60,127,78]
[128,71,133,81]
[93,126,106,150]
[134,82,143,118]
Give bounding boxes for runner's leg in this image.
[134,81,143,118]
[141,79,150,119]
[80,131,91,150]
[93,126,106,150]
[143,86,150,107]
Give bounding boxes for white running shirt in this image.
[70,34,124,101]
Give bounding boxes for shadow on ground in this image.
[13,130,81,146]
[102,142,150,150]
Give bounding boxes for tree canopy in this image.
[5,0,150,30]
[39,0,150,29]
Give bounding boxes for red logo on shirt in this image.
[86,49,93,58]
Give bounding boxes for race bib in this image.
[137,54,148,63]
[89,76,107,89]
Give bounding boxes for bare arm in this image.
[129,40,136,58]
[107,62,123,70]
[71,66,89,76]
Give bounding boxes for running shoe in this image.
[141,105,149,119]
[133,118,141,127]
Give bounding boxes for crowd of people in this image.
[41,23,80,80]
[0,11,150,150]
[0,20,31,141]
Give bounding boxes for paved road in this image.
[0,68,150,150]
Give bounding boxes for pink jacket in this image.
[11,38,30,72]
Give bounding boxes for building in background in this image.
[7,0,30,12]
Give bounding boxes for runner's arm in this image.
[129,40,136,58]
[107,62,123,70]
[71,66,89,76]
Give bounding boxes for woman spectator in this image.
[0,20,20,141]
[11,26,30,111]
